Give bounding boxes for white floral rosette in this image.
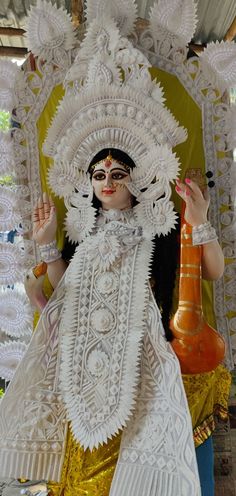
[0,341,28,381]
[0,242,32,285]
[0,289,32,338]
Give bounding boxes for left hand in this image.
[175,178,210,227]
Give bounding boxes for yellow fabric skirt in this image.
[48,429,121,496]
[48,364,231,496]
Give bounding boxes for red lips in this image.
[102,189,115,194]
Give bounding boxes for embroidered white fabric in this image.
[0,211,200,494]
[111,292,201,496]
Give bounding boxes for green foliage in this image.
[0,388,4,398]
[0,175,13,185]
[0,111,10,131]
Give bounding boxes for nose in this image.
[104,172,112,186]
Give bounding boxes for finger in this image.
[37,197,44,222]
[202,187,210,203]
[43,191,50,220]
[175,184,191,202]
[184,178,203,198]
[175,180,192,199]
[49,195,55,208]
[49,204,56,220]
[32,210,40,233]
[32,199,42,230]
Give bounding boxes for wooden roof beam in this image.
[0,27,25,37]
[0,46,27,57]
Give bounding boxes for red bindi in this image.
[104,158,112,168]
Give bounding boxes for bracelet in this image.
[39,240,62,263]
[192,221,218,246]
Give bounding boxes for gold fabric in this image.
[48,430,121,496]
[183,364,231,447]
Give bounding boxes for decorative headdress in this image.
[89,150,132,174]
[44,13,187,242]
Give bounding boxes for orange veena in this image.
[170,221,225,374]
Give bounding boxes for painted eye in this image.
[111,172,127,180]
[93,172,106,181]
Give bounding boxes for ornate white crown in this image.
[43,11,187,240]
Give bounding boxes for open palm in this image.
[32,192,57,245]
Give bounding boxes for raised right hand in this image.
[32,192,57,246]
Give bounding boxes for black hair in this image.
[62,148,179,341]
[151,226,179,341]
[89,148,136,172]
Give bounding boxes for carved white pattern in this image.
[0,289,32,338]
[25,0,77,62]
[59,214,153,449]
[149,0,198,48]
[0,242,33,285]
[0,132,15,175]
[47,161,84,199]
[87,349,110,376]
[7,42,75,267]
[110,293,201,496]
[0,221,200,493]
[134,198,178,238]
[85,0,138,37]
[0,187,19,232]
[0,341,28,381]
[90,308,115,333]
[65,203,96,244]
[199,41,236,93]
[0,186,30,232]
[95,271,119,294]
[0,60,18,111]
[212,103,236,152]
[0,282,68,482]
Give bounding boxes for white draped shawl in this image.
[0,216,201,495]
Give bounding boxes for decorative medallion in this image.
[95,271,119,294]
[149,0,198,47]
[90,307,115,333]
[87,349,110,377]
[0,341,28,381]
[0,187,20,232]
[199,41,236,93]
[25,0,76,60]
[0,290,32,338]
[0,243,29,285]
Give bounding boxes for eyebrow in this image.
[92,167,129,174]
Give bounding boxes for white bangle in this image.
[192,221,218,246]
[39,240,62,263]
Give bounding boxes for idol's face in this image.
[91,159,132,210]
